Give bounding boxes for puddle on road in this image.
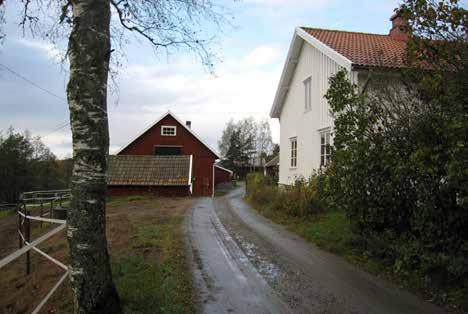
[234,234,280,282]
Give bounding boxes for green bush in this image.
[246,172,325,217]
[325,68,467,285]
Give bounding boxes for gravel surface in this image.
[190,186,446,314]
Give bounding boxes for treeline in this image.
[0,127,72,203]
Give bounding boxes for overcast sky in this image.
[0,0,400,158]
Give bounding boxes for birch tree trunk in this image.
[66,0,121,312]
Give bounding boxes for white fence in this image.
[0,189,71,314]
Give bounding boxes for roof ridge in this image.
[300,26,389,37]
[115,111,220,158]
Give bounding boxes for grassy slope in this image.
[0,196,195,314]
[0,210,14,218]
[249,200,467,313]
[111,197,194,313]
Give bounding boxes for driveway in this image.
[189,187,445,314]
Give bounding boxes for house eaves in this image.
[270,27,353,119]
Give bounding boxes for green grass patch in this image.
[108,195,150,206]
[0,210,14,218]
[114,207,194,313]
[132,225,163,249]
[250,199,468,312]
[113,255,188,314]
[214,190,227,197]
[294,211,351,255]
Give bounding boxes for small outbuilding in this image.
[214,164,233,185]
[264,156,279,178]
[108,111,230,197]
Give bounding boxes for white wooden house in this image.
[270,12,410,185]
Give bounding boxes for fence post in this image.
[40,200,43,228]
[25,207,31,275]
[50,198,54,219]
[17,203,22,250]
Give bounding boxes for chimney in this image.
[389,10,409,42]
[185,121,192,129]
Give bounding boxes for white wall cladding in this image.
[278,41,343,185]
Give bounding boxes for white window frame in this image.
[320,130,331,167]
[161,125,177,136]
[290,137,297,168]
[303,77,312,111]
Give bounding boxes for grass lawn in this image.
[0,196,196,314]
[0,209,15,219]
[248,199,468,313]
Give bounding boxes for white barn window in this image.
[320,131,331,167]
[290,137,297,168]
[161,125,176,136]
[303,77,311,111]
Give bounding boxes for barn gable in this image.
[109,111,225,196]
[116,111,219,158]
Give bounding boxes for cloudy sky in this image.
[0,0,400,158]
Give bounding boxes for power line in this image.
[0,63,70,138]
[0,62,67,102]
[41,122,70,139]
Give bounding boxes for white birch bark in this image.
[66,0,121,312]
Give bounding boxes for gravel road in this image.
[189,186,445,314]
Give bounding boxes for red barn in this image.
[107,111,229,197]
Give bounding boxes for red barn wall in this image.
[215,167,232,185]
[118,115,217,196]
[107,185,189,197]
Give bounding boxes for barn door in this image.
[202,177,210,196]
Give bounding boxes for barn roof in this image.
[215,164,233,174]
[115,111,220,158]
[264,156,279,167]
[107,155,192,186]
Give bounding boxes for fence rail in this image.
[0,188,71,314]
[0,203,17,212]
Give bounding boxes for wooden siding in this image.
[214,167,232,185]
[117,114,217,196]
[107,185,190,197]
[279,42,343,185]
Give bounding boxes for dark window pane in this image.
[154,146,182,155]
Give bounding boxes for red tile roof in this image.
[302,28,408,68]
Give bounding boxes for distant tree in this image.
[223,129,241,171]
[0,128,35,203]
[272,144,279,157]
[255,119,274,166]
[218,119,236,157]
[265,143,279,163]
[219,117,273,169]
[224,129,254,176]
[1,0,233,311]
[0,128,71,203]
